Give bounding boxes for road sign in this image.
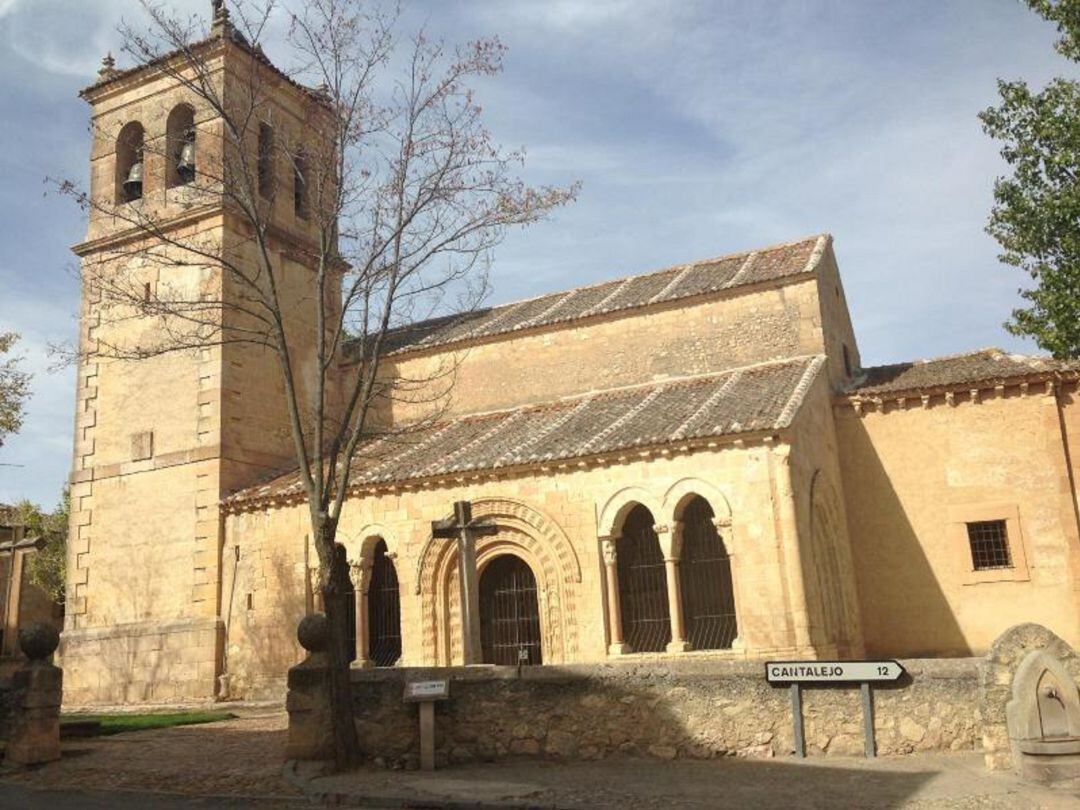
[404,679,450,702]
[765,660,905,684]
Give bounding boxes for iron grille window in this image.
[679,497,738,650]
[480,555,543,665]
[368,540,402,667]
[966,520,1012,571]
[617,504,671,653]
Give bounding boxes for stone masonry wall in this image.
[836,384,1080,658]
[349,658,979,767]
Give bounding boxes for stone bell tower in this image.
[61,4,336,704]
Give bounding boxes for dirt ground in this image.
[2,709,299,798]
[2,709,1077,809]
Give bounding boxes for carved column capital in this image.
[659,522,683,561]
[600,536,619,567]
[351,558,374,594]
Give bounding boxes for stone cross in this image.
[431,501,498,665]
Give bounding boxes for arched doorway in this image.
[480,555,542,665]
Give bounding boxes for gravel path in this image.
[1,710,300,798]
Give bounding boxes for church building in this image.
[59,13,1080,705]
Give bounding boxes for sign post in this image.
[765,660,905,759]
[404,679,450,771]
[790,683,805,757]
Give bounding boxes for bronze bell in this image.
[123,159,144,199]
[177,139,196,182]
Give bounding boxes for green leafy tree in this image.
[10,492,68,604]
[0,331,32,447]
[979,0,1080,358]
[21,490,69,604]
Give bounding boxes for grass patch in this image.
[60,710,235,736]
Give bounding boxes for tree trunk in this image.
[319,531,362,770]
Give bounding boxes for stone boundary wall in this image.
[350,658,979,766]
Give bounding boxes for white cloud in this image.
[0,0,1070,501]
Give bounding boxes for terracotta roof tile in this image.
[850,348,1063,396]
[366,235,828,358]
[227,356,824,506]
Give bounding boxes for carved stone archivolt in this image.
[414,497,581,666]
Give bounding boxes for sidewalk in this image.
[286,751,1079,809]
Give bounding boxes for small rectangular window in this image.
[966,520,1012,571]
[258,123,274,199]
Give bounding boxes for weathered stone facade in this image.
[61,25,1080,710]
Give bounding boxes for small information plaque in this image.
[404,679,450,703]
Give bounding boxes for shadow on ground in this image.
[303,750,1068,810]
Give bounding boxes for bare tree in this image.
[58,0,576,767]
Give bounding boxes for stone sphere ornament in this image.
[297,613,329,652]
[19,621,60,661]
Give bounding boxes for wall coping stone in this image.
[350,657,981,685]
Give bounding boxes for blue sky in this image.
[0,0,1072,506]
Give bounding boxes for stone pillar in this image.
[285,614,334,761]
[601,537,630,655]
[7,622,62,766]
[770,443,814,653]
[658,523,690,653]
[351,559,373,669]
[1,530,26,657]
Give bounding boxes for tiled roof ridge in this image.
[575,387,665,457]
[670,370,744,441]
[362,233,831,359]
[848,346,1074,398]
[495,395,597,467]
[858,347,1053,376]
[225,354,823,507]
[476,233,829,313]
[777,356,828,427]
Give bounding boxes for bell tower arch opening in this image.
[166,104,196,188]
[115,121,145,203]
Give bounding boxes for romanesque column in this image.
[351,558,374,669]
[601,537,630,655]
[659,523,690,653]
